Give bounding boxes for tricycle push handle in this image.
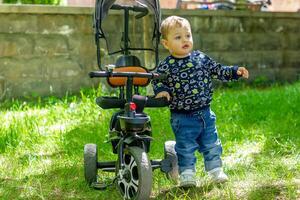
[111,4,148,19]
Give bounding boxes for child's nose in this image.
[184,36,190,41]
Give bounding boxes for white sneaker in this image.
[179,169,197,187]
[208,167,228,183]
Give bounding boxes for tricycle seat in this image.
[107,65,150,88]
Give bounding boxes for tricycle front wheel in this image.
[116,146,152,200]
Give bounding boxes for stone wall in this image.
[0,5,98,99]
[0,5,299,99]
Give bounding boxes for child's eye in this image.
[186,34,191,38]
[175,36,181,40]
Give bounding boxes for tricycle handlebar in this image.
[145,97,169,107]
[89,71,166,80]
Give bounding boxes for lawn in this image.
[0,82,299,200]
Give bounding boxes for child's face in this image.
[162,25,193,58]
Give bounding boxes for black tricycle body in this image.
[83,1,178,199]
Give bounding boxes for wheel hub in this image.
[123,169,132,183]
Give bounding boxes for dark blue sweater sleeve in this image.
[207,56,240,81]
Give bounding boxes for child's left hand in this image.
[237,67,249,79]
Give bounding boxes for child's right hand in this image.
[155,91,171,101]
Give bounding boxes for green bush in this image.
[3,0,60,5]
[3,0,18,3]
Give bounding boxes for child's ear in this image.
[161,39,169,50]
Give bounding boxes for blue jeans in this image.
[170,107,223,173]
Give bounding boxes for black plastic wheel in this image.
[164,140,179,182]
[116,146,152,200]
[84,143,98,186]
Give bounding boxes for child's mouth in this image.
[182,44,189,49]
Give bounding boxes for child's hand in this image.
[155,91,171,101]
[237,67,249,79]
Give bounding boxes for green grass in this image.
[0,82,299,200]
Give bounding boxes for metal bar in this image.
[97,161,116,169]
[151,159,161,170]
[124,8,129,55]
[126,77,133,102]
[108,48,154,56]
[102,167,116,172]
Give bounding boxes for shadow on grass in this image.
[0,122,121,199]
[57,121,115,159]
[0,165,121,200]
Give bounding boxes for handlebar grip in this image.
[111,4,123,10]
[134,6,148,19]
[145,97,169,108]
[89,71,108,78]
[153,73,167,80]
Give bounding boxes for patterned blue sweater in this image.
[152,50,240,112]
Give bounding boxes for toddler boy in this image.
[152,16,249,187]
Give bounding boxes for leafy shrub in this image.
[3,0,18,3]
[3,0,60,5]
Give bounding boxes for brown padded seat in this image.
[107,66,150,87]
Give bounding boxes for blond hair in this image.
[160,16,191,39]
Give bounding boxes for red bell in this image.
[129,102,137,111]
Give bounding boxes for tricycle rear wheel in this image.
[84,144,98,186]
[164,141,179,182]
